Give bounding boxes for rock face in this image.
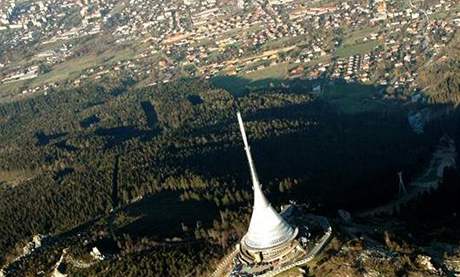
[18,234,48,261]
[51,249,68,277]
[415,255,438,273]
[1,234,50,276]
[90,247,105,261]
[444,255,460,276]
[310,226,460,277]
[32,235,43,248]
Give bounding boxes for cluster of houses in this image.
[331,54,372,83]
[283,0,458,97]
[0,0,458,99]
[1,65,39,84]
[1,0,76,44]
[0,0,116,85]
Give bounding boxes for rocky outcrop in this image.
[415,255,439,274]
[444,254,460,276]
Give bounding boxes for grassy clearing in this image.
[262,36,299,51]
[102,47,138,65]
[0,169,36,187]
[221,23,263,39]
[109,0,127,15]
[0,82,23,99]
[217,62,297,94]
[321,82,385,114]
[336,40,379,58]
[327,94,385,114]
[211,75,250,95]
[305,55,331,67]
[429,6,460,21]
[243,62,290,80]
[305,0,339,8]
[0,44,138,98]
[343,26,379,45]
[31,54,99,86]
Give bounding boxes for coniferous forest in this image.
[0,77,459,276]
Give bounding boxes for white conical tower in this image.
[237,112,296,250]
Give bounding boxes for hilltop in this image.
[0,76,459,276]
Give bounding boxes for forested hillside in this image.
[0,77,459,275]
[419,32,460,105]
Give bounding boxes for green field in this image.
[336,40,379,58]
[305,0,340,8]
[0,44,139,100]
[35,54,101,84]
[335,26,381,58]
[321,81,386,114]
[211,62,295,95]
[0,169,37,187]
[243,62,291,80]
[342,26,379,45]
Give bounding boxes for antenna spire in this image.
[237,112,269,207]
[237,112,261,190]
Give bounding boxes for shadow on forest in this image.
[211,75,319,96]
[55,140,79,152]
[80,115,100,128]
[209,75,389,98]
[187,95,204,105]
[176,111,439,211]
[53,168,75,184]
[94,75,456,213]
[95,126,157,148]
[35,131,68,146]
[141,101,159,129]
[118,191,217,240]
[167,75,457,212]
[94,101,161,148]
